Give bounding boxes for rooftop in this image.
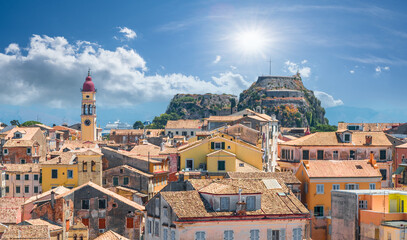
[303,160,382,178]
[166,119,203,129]
[1,225,50,240]
[94,230,129,240]
[4,163,41,173]
[226,172,301,184]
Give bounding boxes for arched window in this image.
[89,105,92,115]
[91,161,96,172]
[80,235,83,240]
[73,234,77,240]
[83,105,87,115]
[83,162,87,172]
[88,105,91,115]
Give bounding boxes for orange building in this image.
[296,159,382,240]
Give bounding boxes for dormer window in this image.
[14,132,22,139]
[344,133,351,143]
[3,149,8,155]
[246,196,256,211]
[220,197,230,211]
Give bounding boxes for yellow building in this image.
[41,149,103,191]
[296,159,382,240]
[178,132,263,174]
[81,70,97,142]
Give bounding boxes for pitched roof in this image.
[226,172,301,184]
[0,198,25,224]
[4,139,36,147]
[43,152,76,165]
[338,122,400,132]
[166,120,202,129]
[281,131,392,147]
[23,219,62,232]
[105,165,153,177]
[206,116,243,122]
[303,160,382,178]
[1,225,50,240]
[161,178,308,219]
[4,164,41,173]
[223,124,260,145]
[386,123,407,135]
[110,129,144,135]
[5,127,41,141]
[59,140,99,151]
[57,181,144,211]
[94,230,129,240]
[24,186,70,205]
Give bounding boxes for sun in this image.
[234,29,268,55]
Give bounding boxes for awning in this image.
[393,166,406,175]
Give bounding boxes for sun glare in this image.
[233,28,269,56]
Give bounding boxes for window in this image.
[5,186,9,193]
[81,218,89,227]
[186,159,194,170]
[182,131,187,136]
[250,229,260,240]
[304,183,308,194]
[67,170,73,179]
[103,178,106,185]
[171,230,176,240]
[83,162,87,172]
[293,228,302,240]
[99,199,106,209]
[380,150,386,160]
[314,206,324,217]
[20,159,26,164]
[5,174,9,180]
[369,183,376,190]
[113,177,119,186]
[344,133,351,142]
[247,196,256,211]
[27,148,31,154]
[220,197,230,211]
[34,174,38,181]
[123,177,129,185]
[34,186,39,193]
[316,184,324,194]
[224,230,234,240]
[147,220,152,234]
[211,142,225,150]
[3,149,8,155]
[333,151,338,160]
[126,217,134,228]
[302,150,309,160]
[98,218,106,229]
[195,231,206,240]
[163,228,168,240]
[267,229,285,240]
[91,161,96,172]
[82,200,90,209]
[359,200,367,209]
[16,186,21,193]
[191,131,194,136]
[380,169,387,180]
[51,169,58,179]
[23,174,29,181]
[345,184,359,190]
[218,161,226,171]
[25,185,29,193]
[154,221,160,237]
[317,150,324,160]
[332,184,340,190]
[16,174,20,180]
[350,150,355,159]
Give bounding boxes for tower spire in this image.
[88,68,91,76]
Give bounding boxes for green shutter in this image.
[211,142,214,149]
[221,142,225,149]
[394,166,406,175]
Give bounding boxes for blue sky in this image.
[0,0,406,127]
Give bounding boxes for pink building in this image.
[4,164,42,198]
[145,178,310,240]
[394,143,407,187]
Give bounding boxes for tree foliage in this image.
[10,120,21,126]
[147,113,180,129]
[133,121,144,129]
[21,121,42,127]
[310,124,338,133]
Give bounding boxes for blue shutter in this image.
[280,229,285,240]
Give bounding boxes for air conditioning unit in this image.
[99,229,105,233]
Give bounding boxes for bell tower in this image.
[81,69,97,142]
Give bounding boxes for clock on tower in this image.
[81,70,97,141]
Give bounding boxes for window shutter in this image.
[99,218,106,229]
[221,142,225,149]
[211,142,214,149]
[267,229,272,240]
[280,229,286,240]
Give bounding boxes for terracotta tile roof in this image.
[4,164,41,173]
[24,186,70,205]
[386,123,407,135]
[53,125,79,135]
[106,165,153,178]
[115,186,148,197]
[4,140,36,147]
[130,143,161,156]
[5,127,41,141]
[42,152,76,165]
[206,116,243,122]
[23,219,62,232]
[110,129,144,135]
[226,172,301,184]
[32,124,54,131]
[0,198,26,224]
[281,131,392,147]
[159,146,178,154]
[57,181,144,211]
[60,140,99,150]
[94,230,129,240]
[166,120,203,129]
[396,142,407,149]
[1,225,50,240]
[338,122,400,132]
[303,160,382,178]
[161,178,308,219]
[223,124,260,145]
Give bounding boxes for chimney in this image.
[369,151,377,168]
[365,135,372,145]
[235,189,247,215]
[51,191,55,209]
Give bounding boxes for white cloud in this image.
[118,27,137,40]
[350,70,355,74]
[375,65,390,73]
[314,91,344,108]
[375,66,381,73]
[383,66,390,70]
[301,59,308,64]
[230,65,237,70]
[213,55,221,64]
[0,35,248,108]
[284,60,311,77]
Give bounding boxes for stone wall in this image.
[331,191,358,240]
